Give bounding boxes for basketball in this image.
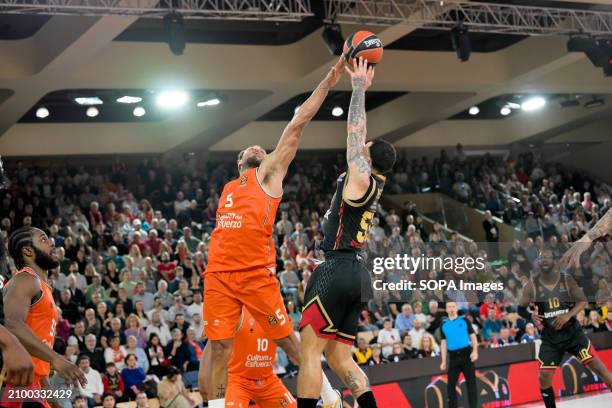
[343,31,384,66]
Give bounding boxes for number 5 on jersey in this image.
[225,193,234,208]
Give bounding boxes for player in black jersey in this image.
[297,58,396,408]
[0,156,36,388]
[518,248,612,408]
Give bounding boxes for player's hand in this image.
[559,236,591,269]
[440,361,446,371]
[552,313,572,330]
[346,57,375,90]
[530,305,544,329]
[2,339,35,387]
[51,355,87,388]
[470,350,478,362]
[323,56,345,88]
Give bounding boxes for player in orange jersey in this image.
[201,308,297,408]
[4,226,87,407]
[201,58,345,408]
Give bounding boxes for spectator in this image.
[135,392,150,408]
[496,328,515,347]
[165,329,194,372]
[102,393,117,408]
[157,366,196,408]
[482,308,503,343]
[286,301,301,331]
[121,354,146,400]
[394,304,415,333]
[125,314,148,349]
[412,301,428,327]
[377,318,401,358]
[520,323,540,344]
[401,334,418,359]
[426,301,445,334]
[104,336,127,371]
[77,355,104,408]
[369,344,388,365]
[80,334,107,373]
[132,282,155,312]
[146,333,168,378]
[408,319,426,350]
[146,309,172,347]
[125,335,149,373]
[278,260,300,306]
[417,333,439,358]
[353,337,373,366]
[387,343,407,363]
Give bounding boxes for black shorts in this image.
[538,326,598,370]
[298,251,370,345]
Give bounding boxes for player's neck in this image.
[24,263,48,282]
[540,269,559,285]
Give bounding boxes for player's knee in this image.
[210,339,233,361]
[538,371,553,388]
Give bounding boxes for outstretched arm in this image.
[258,57,345,197]
[560,207,612,268]
[344,57,375,201]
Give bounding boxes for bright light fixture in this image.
[521,97,546,112]
[197,98,220,107]
[156,90,189,109]
[75,97,103,106]
[36,107,49,119]
[500,106,511,116]
[332,106,344,117]
[506,102,521,110]
[468,106,480,115]
[133,106,146,117]
[86,107,99,117]
[117,96,142,104]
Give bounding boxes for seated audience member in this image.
[353,337,373,366]
[157,367,196,408]
[102,363,125,402]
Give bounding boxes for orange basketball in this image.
[343,31,384,66]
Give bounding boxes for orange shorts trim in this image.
[203,268,293,341]
[226,374,296,408]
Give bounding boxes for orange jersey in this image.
[17,268,58,378]
[206,167,281,273]
[228,309,276,380]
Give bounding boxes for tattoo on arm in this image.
[586,208,612,241]
[347,77,371,175]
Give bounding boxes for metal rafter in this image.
[0,0,313,21]
[326,0,612,36]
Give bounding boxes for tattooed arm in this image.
[258,57,344,197]
[344,57,376,201]
[560,207,612,269]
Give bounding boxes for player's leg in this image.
[202,272,243,407]
[297,324,329,408]
[325,340,374,406]
[586,357,612,389]
[197,340,211,403]
[571,336,612,389]
[537,340,561,408]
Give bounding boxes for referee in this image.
[440,301,479,408]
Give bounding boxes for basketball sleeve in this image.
[466,318,475,334]
[440,323,447,340]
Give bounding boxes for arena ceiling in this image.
[1,0,612,158]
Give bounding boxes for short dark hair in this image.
[8,226,35,269]
[77,355,90,364]
[370,139,396,174]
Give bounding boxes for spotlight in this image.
[75,97,103,106]
[36,107,49,119]
[117,96,142,104]
[468,106,479,115]
[500,106,511,116]
[133,106,146,117]
[584,97,605,109]
[332,106,344,117]
[86,107,99,117]
[321,24,344,56]
[451,22,471,62]
[506,102,521,110]
[521,97,546,112]
[156,90,188,109]
[164,13,186,56]
[197,98,220,107]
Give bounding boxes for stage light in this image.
[506,102,521,110]
[156,90,188,109]
[133,106,146,117]
[86,107,99,117]
[75,97,103,106]
[36,107,49,119]
[521,97,546,112]
[332,106,344,117]
[500,106,511,116]
[197,98,220,107]
[322,24,344,56]
[468,106,479,115]
[117,96,142,104]
[451,22,471,62]
[164,13,186,56]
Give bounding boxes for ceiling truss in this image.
[325,0,612,36]
[0,0,313,21]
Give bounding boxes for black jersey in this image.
[320,172,385,252]
[533,272,579,337]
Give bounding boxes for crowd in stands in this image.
[0,149,610,405]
